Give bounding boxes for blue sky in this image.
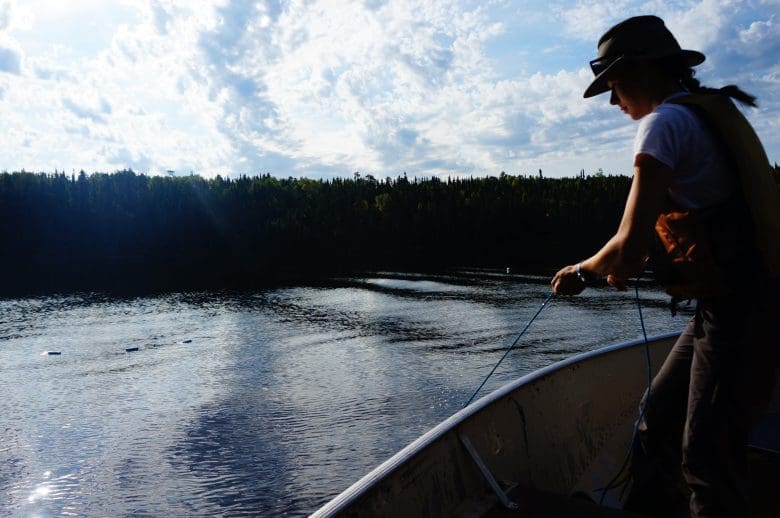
[0,0,777,179]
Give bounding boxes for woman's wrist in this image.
[576,262,594,284]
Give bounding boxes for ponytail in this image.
[680,75,758,108]
[659,56,758,108]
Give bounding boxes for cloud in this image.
[0,2,23,76]
[0,0,777,178]
[0,1,10,31]
[65,125,91,138]
[735,15,780,68]
[149,0,174,34]
[0,41,20,74]
[62,97,111,125]
[739,16,778,45]
[106,146,153,171]
[661,0,734,53]
[557,0,734,54]
[0,0,235,175]
[33,63,72,80]
[189,0,519,176]
[0,0,33,33]
[557,0,634,42]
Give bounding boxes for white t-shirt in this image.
[633,93,738,208]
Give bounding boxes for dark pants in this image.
[625,294,777,517]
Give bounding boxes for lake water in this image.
[0,270,691,516]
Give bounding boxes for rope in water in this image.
[463,291,555,408]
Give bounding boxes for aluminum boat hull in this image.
[312,333,780,517]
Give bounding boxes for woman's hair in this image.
[659,56,758,107]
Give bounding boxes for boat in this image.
[312,333,780,517]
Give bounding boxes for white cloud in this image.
[0,0,777,177]
[0,1,10,31]
[557,0,634,42]
[0,0,236,175]
[0,0,33,32]
[62,97,110,125]
[189,0,514,176]
[0,37,21,74]
[0,0,25,75]
[662,0,735,53]
[739,15,779,48]
[558,0,734,53]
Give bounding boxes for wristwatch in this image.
[576,263,591,284]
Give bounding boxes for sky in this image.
[0,0,778,180]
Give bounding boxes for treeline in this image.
[1,166,778,294]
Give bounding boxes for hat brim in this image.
[583,50,705,98]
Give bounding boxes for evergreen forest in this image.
[2,166,779,294]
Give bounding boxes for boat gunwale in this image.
[311,331,682,517]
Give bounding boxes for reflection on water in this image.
[0,270,690,516]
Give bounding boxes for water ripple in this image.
[0,271,688,516]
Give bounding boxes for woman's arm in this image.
[551,154,672,295]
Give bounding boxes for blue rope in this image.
[598,281,654,505]
[463,291,555,408]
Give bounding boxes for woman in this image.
[551,15,779,518]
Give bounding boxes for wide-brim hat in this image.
[584,15,705,98]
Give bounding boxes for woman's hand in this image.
[551,264,586,296]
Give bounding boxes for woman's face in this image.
[607,77,655,120]
[605,63,659,120]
